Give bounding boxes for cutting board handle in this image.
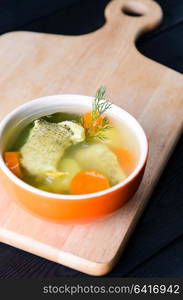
[105,0,163,38]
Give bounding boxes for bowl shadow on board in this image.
[17,0,183,74]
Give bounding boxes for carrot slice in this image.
[4,152,22,177]
[82,112,103,133]
[71,169,110,195]
[112,147,135,175]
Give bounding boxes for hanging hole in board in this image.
[122,7,143,17]
[122,2,148,17]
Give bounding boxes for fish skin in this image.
[20,119,85,176]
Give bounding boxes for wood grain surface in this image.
[0,0,182,276]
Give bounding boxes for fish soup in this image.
[4,88,139,195]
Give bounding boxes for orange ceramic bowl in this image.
[0,94,148,223]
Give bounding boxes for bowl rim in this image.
[0,94,148,200]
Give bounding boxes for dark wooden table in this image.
[0,0,182,278]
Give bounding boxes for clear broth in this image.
[9,112,139,194]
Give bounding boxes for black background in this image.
[0,0,182,278]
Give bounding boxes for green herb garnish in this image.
[81,86,112,141]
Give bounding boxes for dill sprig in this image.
[81,86,112,142]
[86,117,111,142]
[92,86,112,121]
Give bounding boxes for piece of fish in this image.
[73,143,126,185]
[20,119,85,176]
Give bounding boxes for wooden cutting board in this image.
[0,0,182,276]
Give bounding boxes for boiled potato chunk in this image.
[38,158,81,193]
[73,143,126,186]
